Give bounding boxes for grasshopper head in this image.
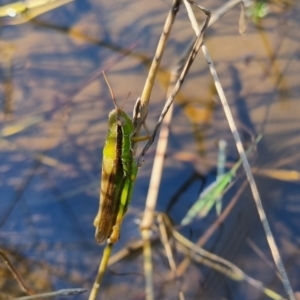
[108,108,134,135]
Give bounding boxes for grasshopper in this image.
[93,72,148,244]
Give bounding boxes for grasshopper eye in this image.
[117,115,126,126]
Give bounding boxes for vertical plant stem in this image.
[139,6,210,298]
[88,243,114,300]
[183,2,295,299]
[137,1,181,298]
[202,44,295,300]
[137,8,211,165]
[142,229,154,300]
[133,0,181,139]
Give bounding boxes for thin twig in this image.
[138,3,209,299]
[108,233,160,266]
[0,249,35,296]
[139,7,210,300]
[158,214,185,300]
[88,243,113,300]
[14,288,88,300]
[137,6,211,166]
[142,228,154,300]
[203,30,295,300]
[135,0,241,136]
[139,51,183,232]
[183,2,294,299]
[138,0,244,228]
[135,2,183,299]
[209,0,241,26]
[170,223,287,300]
[133,0,182,145]
[247,238,281,279]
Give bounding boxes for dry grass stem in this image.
[137,5,210,165]
[142,229,155,300]
[139,0,243,229]
[182,2,294,299]
[139,5,210,299]
[203,40,294,300]
[133,0,181,145]
[247,238,281,279]
[140,63,180,229]
[88,243,113,300]
[0,249,35,296]
[172,228,287,300]
[158,214,185,300]
[108,234,159,266]
[14,288,88,300]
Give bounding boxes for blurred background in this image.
[0,0,299,299]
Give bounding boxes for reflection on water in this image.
[0,0,300,299]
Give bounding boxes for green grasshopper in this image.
[93,72,148,244]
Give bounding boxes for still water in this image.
[0,0,299,299]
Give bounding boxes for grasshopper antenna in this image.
[120,92,131,110]
[103,71,118,109]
